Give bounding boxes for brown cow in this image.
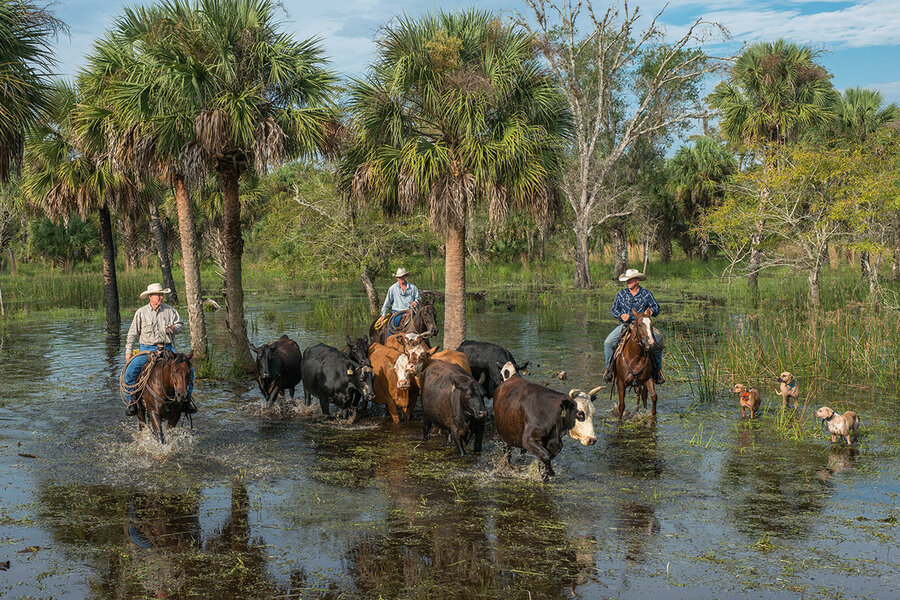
[420,361,488,457]
[368,343,416,423]
[494,374,601,481]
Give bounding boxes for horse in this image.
[368,301,438,346]
[611,309,658,420]
[136,349,194,444]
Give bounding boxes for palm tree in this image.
[22,83,126,331]
[666,137,737,259]
[709,40,836,294]
[832,88,900,143]
[0,0,64,182]
[341,11,570,349]
[105,0,337,372]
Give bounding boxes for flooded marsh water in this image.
[1,295,899,599]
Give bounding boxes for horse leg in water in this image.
[149,409,165,444]
[616,377,627,420]
[638,385,648,411]
[646,380,658,416]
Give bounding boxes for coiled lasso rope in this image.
[118,350,158,407]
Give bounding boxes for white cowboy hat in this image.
[618,268,646,282]
[140,282,171,298]
[393,267,410,278]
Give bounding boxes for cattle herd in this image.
[250,333,602,481]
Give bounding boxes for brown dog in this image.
[776,371,800,408]
[815,407,860,446]
[732,384,761,419]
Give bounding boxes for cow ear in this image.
[644,307,653,316]
[426,346,440,357]
[519,361,530,373]
[477,372,486,385]
[346,335,353,346]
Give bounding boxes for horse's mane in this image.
[172,353,191,365]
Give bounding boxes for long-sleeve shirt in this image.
[611,287,660,322]
[125,303,184,356]
[381,282,421,316]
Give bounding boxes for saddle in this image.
[383,311,411,337]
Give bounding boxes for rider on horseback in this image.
[603,269,666,385]
[378,267,421,331]
[123,283,196,416]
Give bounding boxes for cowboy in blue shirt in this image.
[380,267,421,328]
[603,269,665,384]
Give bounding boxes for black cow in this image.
[420,361,488,457]
[457,340,530,397]
[250,335,302,403]
[342,335,371,367]
[493,374,599,481]
[301,344,375,418]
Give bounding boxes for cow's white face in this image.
[568,391,597,446]
[499,361,516,382]
[392,354,413,390]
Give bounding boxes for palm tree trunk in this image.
[122,210,141,270]
[7,247,16,276]
[98,203,121,332]
[573,219,592,288]
[443,222,467,351]
[218,163,254,374]
[148,199,178,306]
[174,174,208,362]
[361,266,379,318]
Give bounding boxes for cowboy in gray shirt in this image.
[123,283,195,416]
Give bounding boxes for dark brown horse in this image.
[368,302,438,346]
[137,349,194,444]
[612,309,658,420]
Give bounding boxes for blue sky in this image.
[52,0,900,105]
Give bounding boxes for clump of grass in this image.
[303,298,370,333]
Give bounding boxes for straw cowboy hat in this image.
[618,268,646,282]
[393,267,410,278]
[140,282,171,299]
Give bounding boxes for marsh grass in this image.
[303,298,371,333]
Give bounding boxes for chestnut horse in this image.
[137,349,194,444]
[368,302,438,346]
[612,309,658,420]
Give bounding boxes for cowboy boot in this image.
[183,396,198,415]
[126,397,139,416]
[603,363,615,383]
[653,359,665,385]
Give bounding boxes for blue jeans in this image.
[125,344,194,396]
[604,324,665,370]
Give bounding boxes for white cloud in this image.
[866,80,900,103]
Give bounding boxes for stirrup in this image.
[603,366,615,383]
[126,402,138,416]
[654,370,666,385]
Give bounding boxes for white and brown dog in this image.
[815,406,860,446]
[731,384,761,419]
[776,372,800,408]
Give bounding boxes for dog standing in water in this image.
[732,384,761,419]
[815,407,860,446]
[777,372,800,408]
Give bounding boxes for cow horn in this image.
[589,385,604,396]
[568,389,581,399]
[347,368,354,375]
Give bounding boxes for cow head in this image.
[251,342,281,402]
[451,373,487,419]
[496,361,517,382]
[566,388,598,445]
[349,363,376,404]
[391,353,414,391]
[345,335,371,367]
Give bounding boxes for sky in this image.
[51,0,900,105]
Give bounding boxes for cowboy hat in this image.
[140,282,171,298]
[393,267,410,278]
[618,268,646,282]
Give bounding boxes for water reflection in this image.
[605,421,663,480]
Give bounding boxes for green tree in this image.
[341,10,569,349]
[22,83,127,330]
[831,87,900,143]
[666,137,737,259]
[708,40,837,294]
[0,0,64,181]
[98,0,337,371]
[27,214,98,271]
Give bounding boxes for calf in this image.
[250,335,302,403]
[368,342,417,423]
[301,343,375,418]
[420,361,488,457]
[493,374,600,481]
[457,340,529,397]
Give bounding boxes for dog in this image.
[815,406,860,446]
[732,384,761,419]
[776,372,800,408]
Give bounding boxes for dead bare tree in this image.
[518,0,726,287]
